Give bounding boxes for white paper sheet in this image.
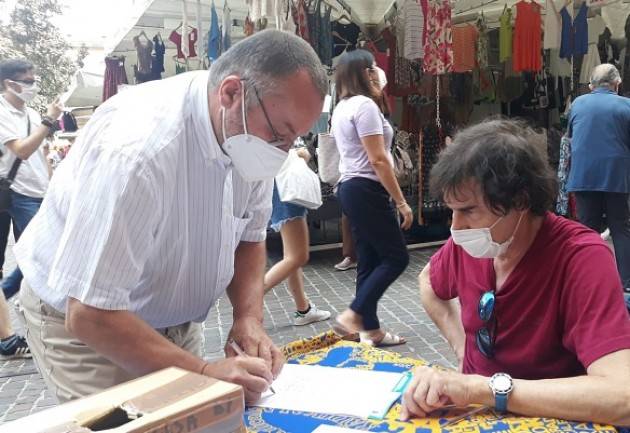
[251,364,404,419]
[312,426,373,433]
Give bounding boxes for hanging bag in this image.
[0,117,28,212]
[392,131,414,188]
[275,149,323,209]
[316,132,340,185]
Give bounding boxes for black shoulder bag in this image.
[0,117,27,212]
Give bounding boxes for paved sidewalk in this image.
[0,246,455,425]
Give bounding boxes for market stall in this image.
[73,0,630,245]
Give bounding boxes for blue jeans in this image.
[1,191,42,299]
[338,177,409,330]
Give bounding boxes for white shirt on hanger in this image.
[544,0,562,50]
[14,71,273,329]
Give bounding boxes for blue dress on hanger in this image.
[560,2,588,58]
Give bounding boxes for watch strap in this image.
[495,391,508,413]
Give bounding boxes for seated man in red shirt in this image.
[401,119,630,426]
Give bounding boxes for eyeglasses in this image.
[249,84,288,148]
[476,290,498,358]
[10,78,38,86]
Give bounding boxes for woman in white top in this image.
[331,49,413,347]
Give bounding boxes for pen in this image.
[228,339,276,394]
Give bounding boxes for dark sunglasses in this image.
[476,290,498,358]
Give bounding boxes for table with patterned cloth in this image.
[244,331,624,433]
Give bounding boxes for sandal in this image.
[331,318,360,341]
[360,331,406,347]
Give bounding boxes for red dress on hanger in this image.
[513,0,542,72]
[169,27,199,58]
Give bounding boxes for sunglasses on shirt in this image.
[476,290,498,358]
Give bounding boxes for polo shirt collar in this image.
[189,71,230,166]
[0,94,25,115]
[592,88,616,95]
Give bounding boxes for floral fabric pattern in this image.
[423,0,453,75]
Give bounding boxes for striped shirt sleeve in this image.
[47,151,159,311]
[240,178,273,242]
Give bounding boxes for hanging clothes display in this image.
[556,134,571,216]
[295,0,310,42]
[560,2,588,58]
[307,0,322,57]
[247,0,274,22]
[499,5,512,62]
[513,0,542,72]
[169,26,199,59]
[151,34,165,80]
[452,24,478,72]
[598,27,619,65]
[579,14,606,83]
[320,3,333,66]
[223,1,232,51]
[423,0,453,75]
[133,34,153,75]
[402,0,425,61]
[601,2,627,39]
[544,0,561,50]
[244,14,255,36]
[277,0,297,32]
[475,12,489,69]
[208,1,221,61]
[332,20,360,57]
[103,56,128,102]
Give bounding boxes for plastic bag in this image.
[316,133,340,185]
[275,149,323,209]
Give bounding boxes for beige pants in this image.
[18,281,204,403]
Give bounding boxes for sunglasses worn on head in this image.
[476,290,498,358]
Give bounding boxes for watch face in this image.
[492,374,513,393]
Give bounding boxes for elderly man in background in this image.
[567,64,630,305]
[13,29,327,403]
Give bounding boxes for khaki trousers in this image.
[18,281,204,403]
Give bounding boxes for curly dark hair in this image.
[430,118,558,216]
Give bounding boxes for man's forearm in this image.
[468,372,630,426]
[66,299,206,376]
[7,125,49,160]
[226,241,267,322]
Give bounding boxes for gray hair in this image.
[208,29,328,106]
[590,64,622,88]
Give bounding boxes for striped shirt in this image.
[14,71,273,328]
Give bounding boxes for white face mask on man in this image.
[220,84,288,182]
[7,80,39,103]
[450,212,524,259]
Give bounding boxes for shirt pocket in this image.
[216,215,252,291]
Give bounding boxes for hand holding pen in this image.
[229,339,276,394]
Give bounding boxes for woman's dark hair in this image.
[335,49,386,113]
[430,118,558,216]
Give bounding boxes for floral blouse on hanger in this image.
[423,0,453,75]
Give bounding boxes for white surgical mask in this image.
[220,86,288,182]
[375,65,387,90]
[451,213,524,259]
[7,81,38,103]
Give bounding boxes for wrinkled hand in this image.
[46,97,64,120]
[202,356,273,404]
[398,203,413,230]
[225,317,285,379]
[295,147,312,162]
[400,366,480,421]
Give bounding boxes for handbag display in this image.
[316,132,340,185]
[392,131,414,188]
[0,117,28,212]
[275,149,323,209]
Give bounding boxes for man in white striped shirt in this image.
[13,29,327,403]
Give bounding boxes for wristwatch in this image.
[488,372,513,413]
[41,116,55,131]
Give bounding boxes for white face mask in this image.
[220,85,288,182]
[7,81,38,103]
[451,213,524,259]
[375,65,387,90]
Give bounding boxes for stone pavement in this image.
[0,245,455,425]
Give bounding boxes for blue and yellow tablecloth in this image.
[244,331,623,433]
